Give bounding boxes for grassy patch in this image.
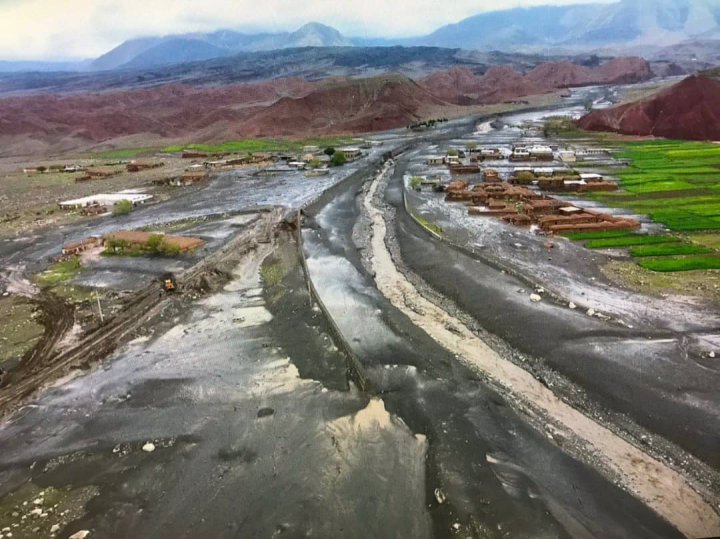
[162,137,356,155]
[0,297,44,370]
[91,147,154,159]
[689,232,720,250]
[603,260,720,300]
[35,257,83,287]
[637,256,720,272]
[586,235,678,249]
[409,176,423,190]
[413,213,443,237]
[260,260,285,287]
[560,230,637,241]
[630,243,712,257]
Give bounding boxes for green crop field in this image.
[637,256,720,272]
[554,136,720,273]
[560,230,637,241]
[585,235,679,249]
[630,243,712,257]
[161,137,356,155]
[593,140,720,233]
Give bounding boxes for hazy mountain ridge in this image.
[90,22,352,70]
[4,1,720,74]
[419,0,720,51]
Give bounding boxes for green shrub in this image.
[113,199,133,216]
[330,152,347,167]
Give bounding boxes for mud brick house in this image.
[126,162,164,172]
[61,237,102,256]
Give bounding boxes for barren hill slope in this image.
[0,74,452,155]
[577,74,720,141]
[238,74,450,136]
[420,58,652,105]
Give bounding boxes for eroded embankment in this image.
[362,161,720,539]
[0,210,282,419]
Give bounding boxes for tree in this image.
[466,142,478,151]
[324,147,336,156]
[36,166,47,173]
[308,158,322,169]
[330,152,347,167]
[113,199,133,216]
[146,234,164,253]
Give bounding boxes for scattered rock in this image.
[142,442,156,453]
[587,308,596,317]
[257,407,274,418]
[568,302,577,310]
[529,294,542,303]
[69,532,90,539]
[710,351,716,359]
[51,524,60,533]
[434,488,447,504]
[544,242,555,249]
[29,508,42,516]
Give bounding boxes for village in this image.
[415,127,639,236]
[11,144,371,260]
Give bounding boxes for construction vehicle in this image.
[160,273,177,292]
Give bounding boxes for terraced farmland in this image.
[571,140,720,272]
[598,141,720,232]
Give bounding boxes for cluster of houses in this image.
[427,143,612,169]
[180,145,365,170]
[510,168,618,193]
[444,181,638,234]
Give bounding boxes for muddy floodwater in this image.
[0,87,718,538]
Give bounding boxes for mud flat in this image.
[363,161,720,538]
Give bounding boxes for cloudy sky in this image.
[0,0,614,60]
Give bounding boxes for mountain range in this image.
[4,0,720,73]
[0,58,653,156]
[91,23,352,71]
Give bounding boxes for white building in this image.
[59,193,153,210]
[338,147,362,160]
[580,173,604,181]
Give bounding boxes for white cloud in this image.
[0,0,616,60]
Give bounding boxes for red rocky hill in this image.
[420,58,652,105]
[577,74,720,141]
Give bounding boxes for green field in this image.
[554,136,720,273]
[630,243,712,257]
[585,235,679,249]
[560,230,637,241]
[595,140,720,232]
[35,257,83,287]
[161,137,356,155]
[638,256,720,272]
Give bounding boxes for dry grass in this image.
[0,296,44,370]
[0,157,189,237]
[602,260,720,301]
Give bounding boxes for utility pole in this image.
[95,291,104,323]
